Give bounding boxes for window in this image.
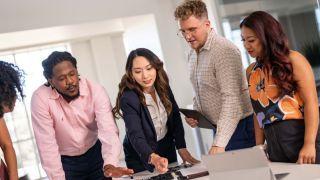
[213,0,320,68]
[222,20,254,68]
[1,44,69,179]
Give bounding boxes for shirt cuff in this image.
[103,156,119,167]
[213,134,229,148]
[48,173,65,180]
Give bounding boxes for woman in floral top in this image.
[240,11,320,164]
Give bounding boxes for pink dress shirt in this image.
[31,78,121,180]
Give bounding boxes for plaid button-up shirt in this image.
[188,30,253,147]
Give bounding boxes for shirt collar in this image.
[199,29,215,52]
[144,90,159,106]
[49,77,88,100]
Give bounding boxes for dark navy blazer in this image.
[120,88,186,172]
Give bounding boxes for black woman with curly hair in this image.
[0,61,24,179]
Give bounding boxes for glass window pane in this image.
[1,44,69,179]
[214,0,320,69]
[13,143,23,168]
[0,54,15,64]
[18,140,41,179]
[3,113,18,142]
[10,103,32,141]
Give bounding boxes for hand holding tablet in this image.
[179,108,216,129]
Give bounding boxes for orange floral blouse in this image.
[248,63,304,128]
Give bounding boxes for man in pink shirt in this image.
[31,51,133,180]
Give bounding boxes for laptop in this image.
[202,146,276,180]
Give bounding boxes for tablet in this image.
[179,108,216,129]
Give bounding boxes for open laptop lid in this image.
[202,146,269,172]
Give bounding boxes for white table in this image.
[270,162,320,180]
[118,163,209,180]
[118,162,320,180]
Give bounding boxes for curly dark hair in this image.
[0,61,25,118]
[112,48,172,118]
[42,51,77,85]
[240,11,297,96]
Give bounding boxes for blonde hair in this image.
[174,0,208,20]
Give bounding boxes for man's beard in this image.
[55,88,80,102]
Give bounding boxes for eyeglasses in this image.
[177,27,199,38]
[176,21,206,38]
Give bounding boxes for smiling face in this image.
[49,61,79,97]
[131,56,157,93]
[241,26,263,58]
[179,15,211,51]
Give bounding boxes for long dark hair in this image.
[0,61,24,118]
[112,48,172,118]
[240,11,297,96]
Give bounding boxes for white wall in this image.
[0,0,167,34]
[122,14,164,60]
[0,0,204,161]
[0,0,193,106]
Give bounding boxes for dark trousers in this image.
[213,114,255,151]
[124,133,177,173]
[264,120,320,163]
[61,140,108,180]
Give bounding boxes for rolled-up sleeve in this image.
[31,93,65,180]
[94,86,121,166]
[213,48,244,147]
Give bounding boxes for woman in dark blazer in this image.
[112,48,199,173]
